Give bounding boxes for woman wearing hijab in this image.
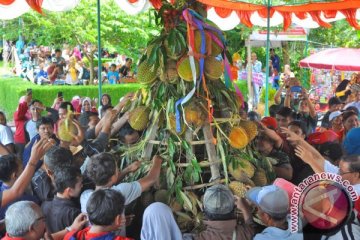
[141,202,183,240]
[78,97,97,128]
[98,94,112,119]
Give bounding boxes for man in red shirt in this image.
[47,58,60,84]
[13,91,32,160]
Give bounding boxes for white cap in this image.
[329,111,342,122]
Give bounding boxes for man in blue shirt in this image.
[107,64,119,84]
[270,48,280,73]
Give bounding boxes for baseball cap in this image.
[273,178,296,207]
[329,111,342,122]
[261,116,277,130]
[307,130,340,145]
[51,57,57,63]
[203,184,234,215]
[246,185,289,219]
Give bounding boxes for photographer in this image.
[284,85,317,135]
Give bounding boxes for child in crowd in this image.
[35,63,50,85]
[64,189,133,240]
[107,64,120,85]
[42,166,83,233]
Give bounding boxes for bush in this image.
[0,77,141,120]
[82,58,115,68]
[260,84,277,104]
[235,80,248,101]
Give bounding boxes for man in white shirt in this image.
[0,123,14,154]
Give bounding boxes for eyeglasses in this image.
[339,170,354,176]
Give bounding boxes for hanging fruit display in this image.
[119,0,275,233]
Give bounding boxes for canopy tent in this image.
[2,0,360,29]
[247,26,308,47]
[299,48,360,71]
[1,0,360,113]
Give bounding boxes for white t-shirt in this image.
[0,124,14,146]
[324,160,360,195]
[80,181,142,213]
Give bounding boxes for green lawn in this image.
[0,76,141,120]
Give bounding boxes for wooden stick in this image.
[183,179,226,190]
[147,139,212,146]
[185,129,193,163]
[141,119,159,161]
[202,123,221,181]
[176,160,222,168]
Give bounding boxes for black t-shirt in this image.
[321,111,331,129]
[31,169,55,203]
[41,196,81,233]
[298,113,318,135]
[119,65,130,77]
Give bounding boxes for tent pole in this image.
[97,0,102,102]
[246,38,253,110]
[264,0,271,116]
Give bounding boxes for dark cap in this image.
[203,184,234,215]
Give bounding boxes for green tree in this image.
[1,0,160,82]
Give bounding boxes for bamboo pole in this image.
[141,121,159,161]
[202,123,220,181]
[183,179,226,190]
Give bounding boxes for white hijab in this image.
[141,202,183,240]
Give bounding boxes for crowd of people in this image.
[6,39,135,86]
[0,50,360,239]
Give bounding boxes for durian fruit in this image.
[137,59,158,85]
[228,159,255,181]
[170,199,183,212]
[177,57,200,82]
[140,191,154,208]
[184,100,207,127]
[58,119,76,142]
[161,59,179,83]
[238,120,258,141]
[129,106,150,131]
[228,127,249,149]
[164,37,185,60]
[154,189,170,204]
[194,30,223,56]
[58,107,76,142]
[252,168,268,186]
[229,181,248,198]
[204,56,224,80]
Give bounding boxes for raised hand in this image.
[280,127,302,146]
[125,160,141,173]
[295,145,312,164]
[70,120,85,146]
[70,213,88,232]
[30,138,55,163]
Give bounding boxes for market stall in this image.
[300,48,360,111]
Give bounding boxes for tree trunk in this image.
[282,41,290,65]
[89,55,94,84]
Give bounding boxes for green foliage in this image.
[0,0,159,63]
[0,77,141,120]
[235,81,249,101]
[260,84,277,103]
[82,58,114,68]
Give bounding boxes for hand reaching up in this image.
[280,127,302,146]
[30,138,55,163]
